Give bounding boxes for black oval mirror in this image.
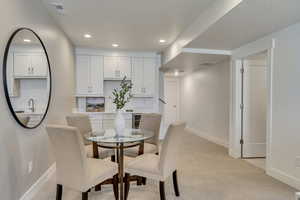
[3,28,52,129]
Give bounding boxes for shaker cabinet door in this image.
[104,56,118,79]
[76,55,90,95]
[89,56,103,95]
[143,58,156,96]
[31,54,48,77]
[118,57,131,79]
[14,54,31,77]
[132,57,144,95]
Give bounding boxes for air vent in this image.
[50,2,65,14]
[199,61,218,66]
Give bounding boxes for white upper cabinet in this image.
[104,56,131,80]
[14,53,48,78]
[132,57,156,97]
[76,55,104,96]
[143,58,156,96]
[30,54,48,77]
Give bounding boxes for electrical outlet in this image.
[28,161,33,174]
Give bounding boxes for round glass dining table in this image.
[86,129,154,200]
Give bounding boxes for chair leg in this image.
[159,181,166,200]
[172,170,180,196]
[142,177,147,185]
[56,184,63,200]
[137,177,143,185]
[111,155,116,162]
[124,173,130,200]
[82,192,88,200]
[95,183,101,191]
[113,175,119,200]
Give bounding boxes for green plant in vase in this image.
[112,76,133,109]
[112,76,133,136]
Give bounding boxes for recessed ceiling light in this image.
[159,39,166,43]
[23,39,31,43]
[112,44,119,47]
[84,34,92,39]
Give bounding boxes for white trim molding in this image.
[20,163,56,200]
[186,127,229,148]
[182,48,232,55]
[268,167,300,191]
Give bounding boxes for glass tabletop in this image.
[86,128,154,144]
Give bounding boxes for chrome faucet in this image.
[28,98,35,113]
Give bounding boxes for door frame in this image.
[229,39,275,170]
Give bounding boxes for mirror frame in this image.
[2,28,52,129]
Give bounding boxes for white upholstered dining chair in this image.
[125,113,162,157]
[66,114,114,159]
[124,121,186,200]
[46,125,119,200]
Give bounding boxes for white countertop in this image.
[73,111,159,114]
[16,112,44,116]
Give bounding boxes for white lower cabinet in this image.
[89,114,103,132]
[88,113,132,131]
[27,115,43,127]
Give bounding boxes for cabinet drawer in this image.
[102,119,114,129]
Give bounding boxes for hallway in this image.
[33,130,296,200]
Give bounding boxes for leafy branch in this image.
[112,76,133,110]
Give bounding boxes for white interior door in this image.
[164,78,179,129]
[242,60,267,157]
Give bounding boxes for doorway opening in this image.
[239,51,268,168]
[163,76,180,136]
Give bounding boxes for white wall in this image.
[0,0,75,199]
[231,22,300,190]
[180,60,230,147]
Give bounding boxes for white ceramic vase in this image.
[115,109,125,136]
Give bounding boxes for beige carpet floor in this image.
[33,130,296,200]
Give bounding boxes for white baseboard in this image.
[229,147,240,158]
[20,163,56,200]
[186,127,229,148]
[267,167,300,191]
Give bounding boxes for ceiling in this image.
[42,0,215,51]
[187,0,300,50]
[162,52,229,73]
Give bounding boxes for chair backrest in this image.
[139,113,162,146]
[159,121,186,176]
[46,125,87,190]
[66,114,92,145]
